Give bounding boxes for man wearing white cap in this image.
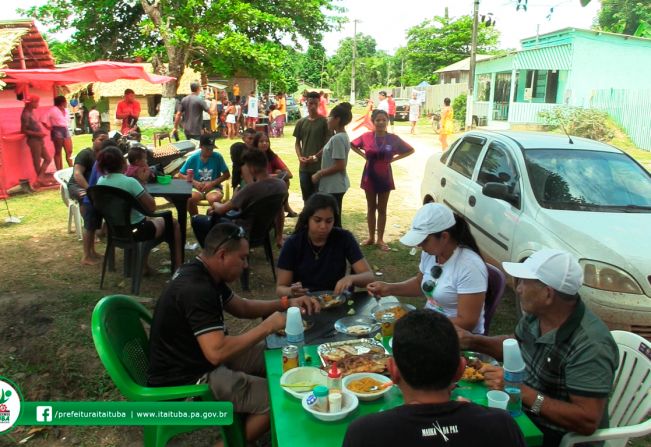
[457,249,619,446]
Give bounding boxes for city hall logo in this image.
[0,377,22,433]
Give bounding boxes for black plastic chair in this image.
[238,192,287,291]
[88,185,176,295]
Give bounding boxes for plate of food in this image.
[310,290,347,309]
[317,339,390,376]
[460,352,499,382]
[334,316,380,337]
[280,366,328,399]
[343,373,393,401]
[370,302,416,323]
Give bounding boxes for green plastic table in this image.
[264,344,543,447]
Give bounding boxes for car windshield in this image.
[524,149,651,212]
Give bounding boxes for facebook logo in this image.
[36,406,53,422]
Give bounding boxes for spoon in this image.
[368,381,394,392]
[281,383,318,390]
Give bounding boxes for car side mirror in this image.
[482,182,520,208]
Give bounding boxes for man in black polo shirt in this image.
[229,127,256,191]
[343,309,526,447]
[457,249,619,446]
[148,223,320,446]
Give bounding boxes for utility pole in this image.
[400,58,404,89]
[350,19,359,104]
[466,0,479,129]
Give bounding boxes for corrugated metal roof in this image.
[435,55,493,73]
[514,44,572,70]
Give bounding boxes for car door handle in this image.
[468,195,476,207]
[441,177,446,187]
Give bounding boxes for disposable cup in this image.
[285,306,303,336]
[502,338,525,372]
[486,390,509,410]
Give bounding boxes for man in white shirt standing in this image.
[246,91,259,129]
[377,91,389,113]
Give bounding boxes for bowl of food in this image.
[302,389,359,421]
[370,302,416,323]
[334,316,380,337]
[460,352,499,382]
[343,373,393,401]
[156,174,172,184]
[280,366,328,399]
[311,290,347,309]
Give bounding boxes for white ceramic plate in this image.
[280,366,328,399]
[302,390,359,421]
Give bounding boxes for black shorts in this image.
[82,204,102,231]
[132,219,157,241]
[389,114,395,124]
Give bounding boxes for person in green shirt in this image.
[293,91,331,203]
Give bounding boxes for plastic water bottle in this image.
[285,307,306,366]
[502,338,526,416]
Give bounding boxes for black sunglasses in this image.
[422,265,443,294]
[213,225,246,254]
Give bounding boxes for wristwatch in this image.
[530,393,545,415]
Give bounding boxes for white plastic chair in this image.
[53,167,82,241]
[559,330,651,447]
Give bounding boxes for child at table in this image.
[125,146,154,185]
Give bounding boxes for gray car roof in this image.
[465,130,622,153]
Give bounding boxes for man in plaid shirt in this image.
[457,249,619,446]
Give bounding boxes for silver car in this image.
[420,130,651,338]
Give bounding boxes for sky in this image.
[3,0,602,54]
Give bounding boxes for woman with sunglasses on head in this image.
[276,193,374,298]
[367,203,488,333]
[351,109,415,251]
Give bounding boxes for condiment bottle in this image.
[328,391,342,413]
[327,362,342,392]
[311,385,329,412]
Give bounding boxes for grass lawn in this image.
[0,119,648,446]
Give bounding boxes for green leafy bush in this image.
[538,107,614,142]
[453,93,467,122]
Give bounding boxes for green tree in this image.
[404,15,500,84]
[596,0,651,37]
[26,0,343,97]
[299,44,328,87]
[22,1,153,61]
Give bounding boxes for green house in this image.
[472,27,651,129]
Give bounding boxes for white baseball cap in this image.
[502,249,583,295]
[400,203,456,247]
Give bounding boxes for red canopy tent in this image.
[0,61,174,195]
[3,61,174,88]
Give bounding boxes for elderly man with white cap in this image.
[367,203,488,333]
[457,248,619,446]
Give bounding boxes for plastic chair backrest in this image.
[483,263,506,334]
[608,330,651,428]
[54,167,74,206]
[238,192,287,246]
[91,295,153,399]
[88,185,146,244]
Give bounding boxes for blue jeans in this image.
[299,171,317,203]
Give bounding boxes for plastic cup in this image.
[502,338,525,372]
[285,306,303,336]
[487,390,510,410]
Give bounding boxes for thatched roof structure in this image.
[0,20,54,88]
[91,63,200,97]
